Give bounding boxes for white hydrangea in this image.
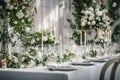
[16,11,24,19]
[112,2,117,7]
[4,0,10,3]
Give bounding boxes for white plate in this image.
[71,62,94,66]
[92,59,108,62]
[48,66,76,71]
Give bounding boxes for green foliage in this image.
[108,0,120,21]
[89,50,97,57]
[108,0,120,42]
[112,24,120,42]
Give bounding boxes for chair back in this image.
[100,57,120,80]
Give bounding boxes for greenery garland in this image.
[108,0,120,43]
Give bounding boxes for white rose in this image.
[25,27,31,32]
[42,36,48,41]
[89,7,94,11]
[112,2,117,7]
[89,16,94,20]
[4,0,10,3]
[92,21,96,25]
[87,21,91,25]
[85,11,90,15]
[0,6,3,9]
[96,11,102,16]
[81,22,86,26]
[16,11,24,19]
[13,21,18,24]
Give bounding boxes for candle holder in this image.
[1,59,8,68]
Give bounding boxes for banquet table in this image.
[0,62,120,80]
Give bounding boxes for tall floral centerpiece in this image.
[68,0,113,46]
[0,0,59,68]
[80,3,113,45]
[0,0,36,53]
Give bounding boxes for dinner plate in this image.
[71,62,94,66]
[92,59,108,62]
[48,66,76,71]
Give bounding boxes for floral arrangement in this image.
[21,31,58,48]
[0,0,36,54]
[80,3,113,30]
[0,0,36,32]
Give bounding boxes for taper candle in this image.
[84,31,87,46]
[80,31,82,46]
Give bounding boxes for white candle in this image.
[107,30,109,40]
[84,31,87,46]
[62,0,65,8]
[8,43,12,59]
[41,32,43,52]
[60,35,63,55]
[52,20,54,35]
[109,30,111,42]
[80,31,82,46]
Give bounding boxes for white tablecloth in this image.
[0,62,120,80]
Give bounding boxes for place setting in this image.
[47,63,77,71]
[70,59,94,66]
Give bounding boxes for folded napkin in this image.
[47,65,76,71]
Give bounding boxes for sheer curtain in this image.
[34,0,74,49]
